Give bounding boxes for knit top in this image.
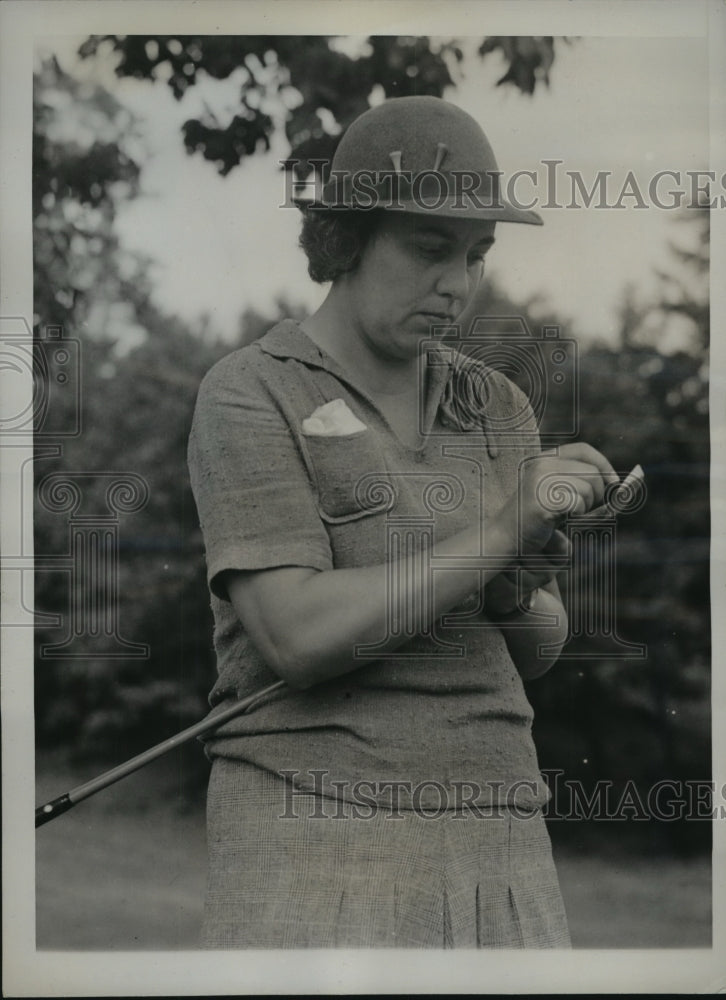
[187,320,550,811]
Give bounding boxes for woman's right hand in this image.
[501,442,620,554]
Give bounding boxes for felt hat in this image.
[301,95,542,225]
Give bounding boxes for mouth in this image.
[419,311,455,324]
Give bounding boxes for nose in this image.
[434,253,473,307]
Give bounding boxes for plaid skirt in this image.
[202,758,571,949]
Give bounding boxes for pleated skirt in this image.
[202,758,571,949]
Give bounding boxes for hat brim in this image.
[294,196,542,226]
[383,197,542,225]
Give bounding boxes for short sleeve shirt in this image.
[187,319,550,810]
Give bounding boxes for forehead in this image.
[379,212,496,245]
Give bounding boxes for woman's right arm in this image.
[222,442,619,690]
[223,518,509,689]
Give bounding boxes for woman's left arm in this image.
[484,527,570,679]
[491,577,569,681]
[482,376,570,679]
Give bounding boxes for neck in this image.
[301,286,418,397]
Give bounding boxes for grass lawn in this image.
[35,752,711,951]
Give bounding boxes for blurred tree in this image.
[33,57,227,755]
[236,295,308,348]
[533,211,708,855]
[36,312,229,759]
[77,35,567,179]
[34,54,145,667]
[33,55,141,336]
[651,207,709,356]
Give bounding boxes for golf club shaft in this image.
[35,679,287,828]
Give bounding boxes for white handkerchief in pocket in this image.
[302,399,367,437]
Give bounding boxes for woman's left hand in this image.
[485,529,571,617]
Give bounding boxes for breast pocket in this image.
[301,430,393,524]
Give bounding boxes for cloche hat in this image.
[298,95,542,225]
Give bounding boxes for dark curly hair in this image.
[298,208,384,283]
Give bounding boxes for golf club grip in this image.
[35,679,288,828]
[36,793,74,828]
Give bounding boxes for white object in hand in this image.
[614,464,644,501]
[302,399,368,436]
[603,464,645,514]
[578,464,645,518]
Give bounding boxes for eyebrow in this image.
[414,224,496,249]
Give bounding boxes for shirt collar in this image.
[256,319,330,366]
[256,318,455,400]
[255,319,500,455]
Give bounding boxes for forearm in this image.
[225,517,517,689]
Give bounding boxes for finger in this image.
[517,568,557,590]
[516,550,569,584]
[542,529,572,562]
[554,443,619,487]
[539,449,617,499]
[560,463,612,509]
[571,467,601,509]
[546,474,593,515]
[533,456,612,509]
[539,529,572,573]
[572,477,595,514]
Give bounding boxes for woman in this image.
[188,96,618,948]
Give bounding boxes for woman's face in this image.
[343,212,497,362]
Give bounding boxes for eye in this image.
[415,240,448,258]
[467,252,487,268]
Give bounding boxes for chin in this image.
[387,343,424,364]
[401,318,444,344]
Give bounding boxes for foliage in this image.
[478,36,559,93]
[33,58,226,752]
[77,35,564,179]
[33,56,141,336]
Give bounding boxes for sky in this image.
[37,34,709,349]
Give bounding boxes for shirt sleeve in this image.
[509,379,542,457]
[482,363,542,458]
[187,350,334,601]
